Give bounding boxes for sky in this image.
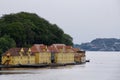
[0,0,120,44]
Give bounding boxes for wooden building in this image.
[2,48,35,65]
[1,44,86,66]
[74,48,86,63]
[31,44,51,64]
[48,44,75,64]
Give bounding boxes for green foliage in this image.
[0,12,73,50]
[62,34,73,45]
[0,35,16,56]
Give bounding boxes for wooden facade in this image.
[31,44,51,64]
[74,50,86,63]
[2,48,35,65]
[48,44,75,64]
[2,44,86,66]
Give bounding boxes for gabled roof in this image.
[2,48,21,56]
[72,48,80,52]
[47,45,59,53]
[52,44,66,46]
[22,48,34,56]
[65,46,75,53]
[2,48,34,56]
[48,44,76,53]
[31,44,48,53]
[50,44,66,53]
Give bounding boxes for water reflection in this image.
[0,52,120,80]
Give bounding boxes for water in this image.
[0,52,120,80]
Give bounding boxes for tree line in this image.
[0,12,73,59]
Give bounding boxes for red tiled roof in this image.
[72,48,80,52]
[52,44,65,52]
[48,44,76,53]
[47,45,59,53]
[52,44,66,46]
[31,44,48,53]
[2,44,85,56]
[23,48,29,52]
[31,45,39,53]
[2,48,34,56]
[65,46,75,53]
[23,48,34,56]
[2,48,21,56]
[22,48,29,56]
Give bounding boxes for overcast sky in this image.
[0,0,120,44]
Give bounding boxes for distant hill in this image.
[74,38,120,51]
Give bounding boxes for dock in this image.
[0,62,85,68]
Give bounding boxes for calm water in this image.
[0,52,120,80]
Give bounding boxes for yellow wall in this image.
[55,53,74,64]
[2,49,84,65]
[2,56,8,65]
[35,52,51,64]
[29,56,35,64]
[4,56,20,65]
[2,54,36,65]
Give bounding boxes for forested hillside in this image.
[0,12,73,54]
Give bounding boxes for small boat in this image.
[86,60,90,62]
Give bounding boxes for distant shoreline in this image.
[74,38,120,51]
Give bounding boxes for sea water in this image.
[0,52,120,80]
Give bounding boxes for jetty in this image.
[0,62,87,68]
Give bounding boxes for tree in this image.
[0,35,16,53]
[62,34,73,45]
[0,35,16,64]
[0,12,73,47]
